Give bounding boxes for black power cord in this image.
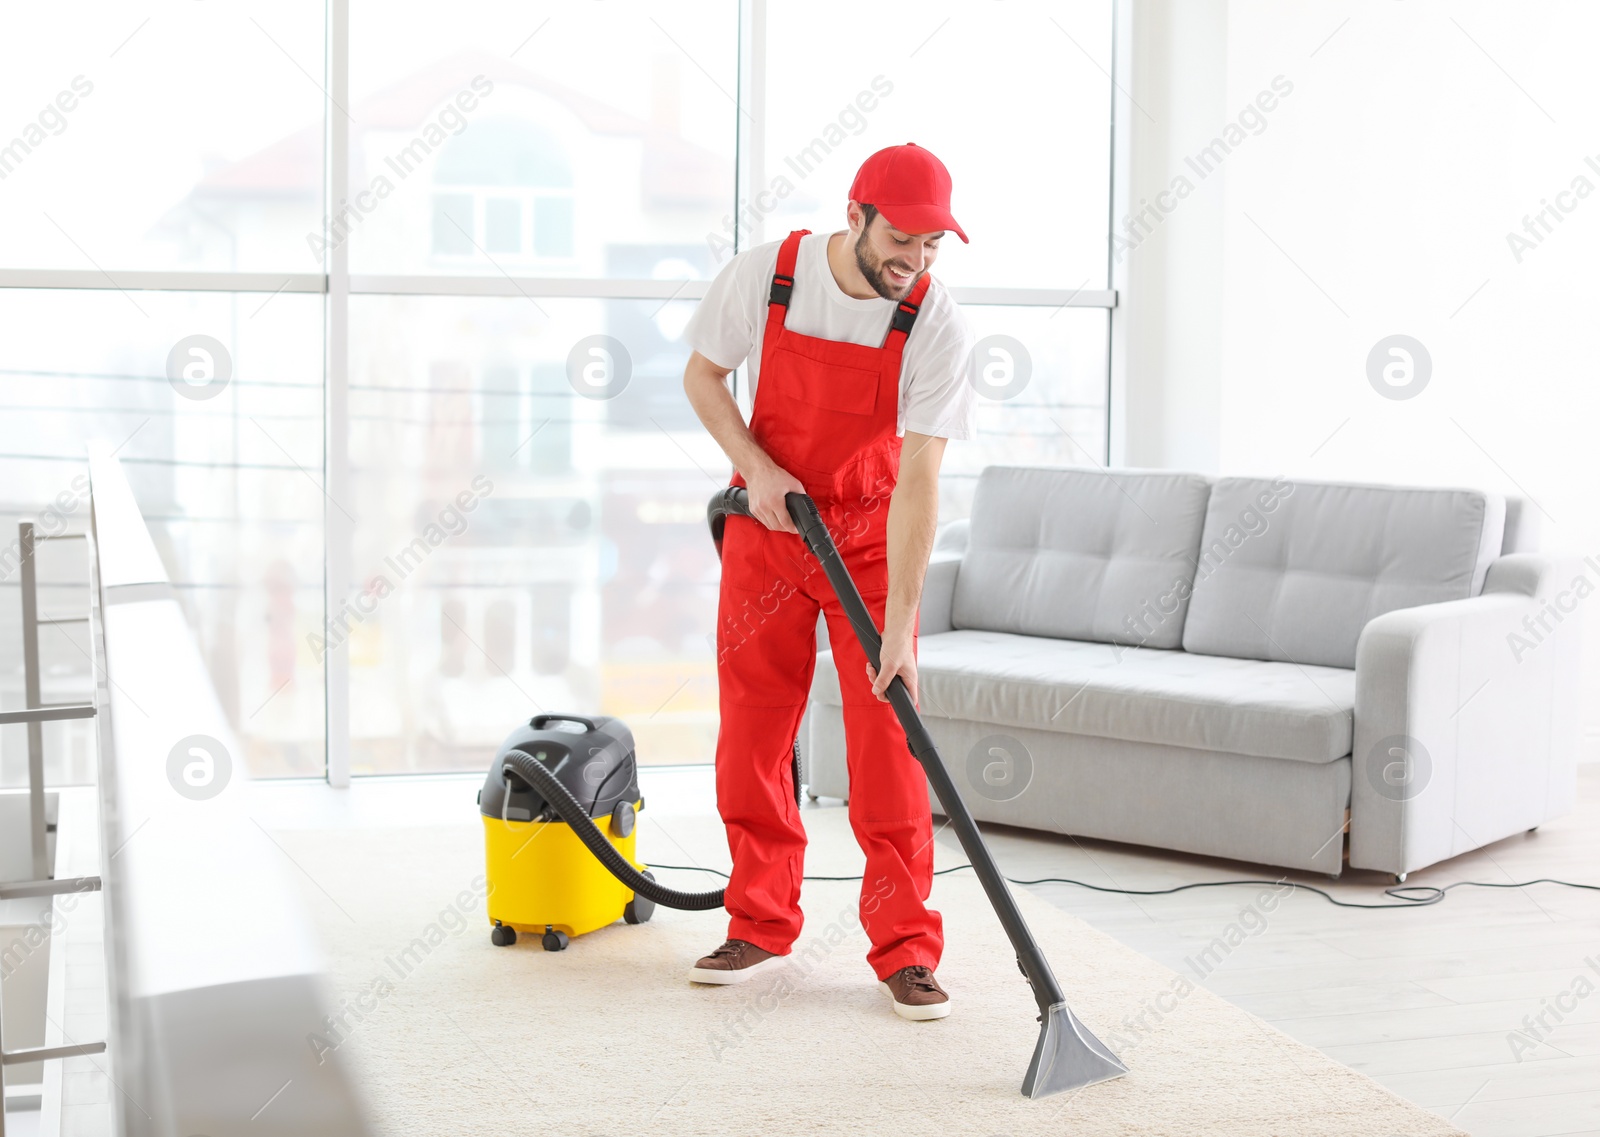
[644,863,1600,911]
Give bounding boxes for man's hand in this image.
[867,626,917,704]
[746,462,806,533]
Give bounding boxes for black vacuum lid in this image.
[479,714,640,824]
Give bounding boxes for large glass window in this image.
[345,1,739,279]
[760,0,1114,290]
[346,295,721,772]
[0,0,1117,779]
[944,306,1110,518]
[0,2,326,272]
[0,288,327,782]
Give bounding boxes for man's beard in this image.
[853,229,921,300]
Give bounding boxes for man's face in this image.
[851,206,943,300]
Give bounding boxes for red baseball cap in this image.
[848,142,969,243]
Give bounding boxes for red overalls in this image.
[714,229,943,981]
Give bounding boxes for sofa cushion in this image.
[811,629,1355,763]
[1181,477,1506,669]
[950,465,1212,649]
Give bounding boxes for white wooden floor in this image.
[255,763,1600,1137]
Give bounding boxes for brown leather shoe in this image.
[880,965,950,1020]
[689,938,786,985]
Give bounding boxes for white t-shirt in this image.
[683,231,977,440]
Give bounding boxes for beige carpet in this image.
[278,808,1465,1137]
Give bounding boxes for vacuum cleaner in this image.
[478,487,1127,1099]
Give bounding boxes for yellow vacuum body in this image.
[478,714,655,951]
[481,808,644,939]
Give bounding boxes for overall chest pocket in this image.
[769,343,881,416]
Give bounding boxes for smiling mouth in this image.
[884,263,913,285]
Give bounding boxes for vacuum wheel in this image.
[490,923,517,947]
[625,870,657,925]
[542,926,570,952]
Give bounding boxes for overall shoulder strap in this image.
[767,229,810,317]
[757,230,810,388]
[882,271,934,354]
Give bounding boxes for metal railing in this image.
[0,521,106,1136]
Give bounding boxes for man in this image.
[680,142,975,1020]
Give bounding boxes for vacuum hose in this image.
[500,749,726,912]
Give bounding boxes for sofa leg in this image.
[1393,872,1407,885]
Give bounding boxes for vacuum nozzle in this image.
[1022,1002,1128,1099]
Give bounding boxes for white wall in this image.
[1117,0,1600,758]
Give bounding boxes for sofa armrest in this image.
[1350,554,1584,875]
[920,555,962,635]
[933,517,970,557]
[917,518,969,635]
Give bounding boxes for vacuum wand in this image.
[708,487,1127,1099]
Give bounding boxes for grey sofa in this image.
[803,465,1582,878]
